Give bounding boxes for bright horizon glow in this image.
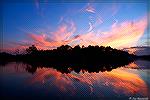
[1,0,149,52]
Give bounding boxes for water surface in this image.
[0,60,149,99]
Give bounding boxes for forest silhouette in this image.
[0,45,137,73]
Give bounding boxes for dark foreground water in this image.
[0,60,149,100]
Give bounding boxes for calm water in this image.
[0,60,150,100]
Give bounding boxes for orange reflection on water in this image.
[28,66,148,96]
[103,69,147,95]
[28,68,75,93]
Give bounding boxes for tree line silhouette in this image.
[0,45,135,63]
[0,45,136,73]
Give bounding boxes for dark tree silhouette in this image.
[57,45,72,51]
[26,45,38,54]
[1,45,143,74]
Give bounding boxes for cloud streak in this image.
[8,16,147,51]
[87,22,93,32]
[24,20,77,49]
[77,16,147,48]
[85,4,95,13]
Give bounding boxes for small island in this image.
[0,45,138,73]
[1,45,149,73]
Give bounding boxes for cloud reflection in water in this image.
[28,65,148,97]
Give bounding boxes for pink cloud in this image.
[8,16,147,51]
[102,17,147,48]
[21,20,77,50]
[76,16,147,48]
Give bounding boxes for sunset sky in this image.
[1,0,149,51]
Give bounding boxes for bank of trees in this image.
[0,45,135,73]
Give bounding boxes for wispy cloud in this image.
[7,16,147,51]
[77,16,147,48]
[87,22,93,32]
[58,16,64,24]
[102,17,147,48]
[24,20,77,49]
[35,0,40,10]
[111,3,119,16]
[85,3,95,13]
[34,0,48,17]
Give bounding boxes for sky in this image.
[1,0,149,52]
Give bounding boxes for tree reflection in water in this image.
[27,65,148,97]
[0,62,148,98]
